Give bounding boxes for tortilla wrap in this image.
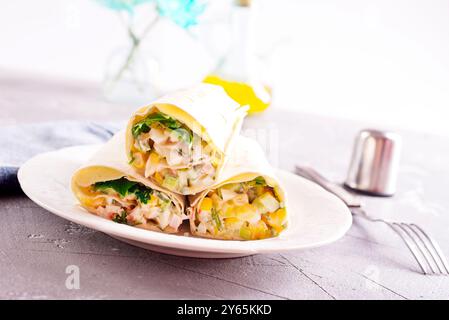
[72,131,186,234]
[188,136,288,240]
[126,84,247,195]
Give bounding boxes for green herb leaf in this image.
[94,178,137,197]
[254,176,266,185]
[128,152,135,165]
[112,210,127,224]
[132,187,152,204]
[132,112,182,138]
[93,177,153,203]
[211,208,222,230]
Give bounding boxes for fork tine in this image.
[386,222,429,274]
[351,207,447,275]
[410,224,449,275]
[404,223,445,274]
[397,223,439,274]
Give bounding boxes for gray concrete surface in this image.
[1,71,448,299]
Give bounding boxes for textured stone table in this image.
[1,71,449,299]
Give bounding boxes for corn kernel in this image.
[200,197,213,211]
[154,172,163,184]
[149,151,159,166]
[224,217,241,229]
[265,208,287,233]
[249,220,270,239]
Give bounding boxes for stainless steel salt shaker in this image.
[345,129,402,196]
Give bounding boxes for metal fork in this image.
[295,165,449,275]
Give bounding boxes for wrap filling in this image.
[80,177,184,231]
[130,111,219,194]
[193,176,287,240]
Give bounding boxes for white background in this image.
[1,0,448,136]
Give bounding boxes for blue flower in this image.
[96,0,152,13]
[156,0,207,28]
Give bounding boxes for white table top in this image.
[1,73,448,299]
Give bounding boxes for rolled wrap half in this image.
[72,131,186,234]
[126,84,248,195]
[188,136,288,240]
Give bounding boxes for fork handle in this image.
[350,207,385,223]
[295,166,362,207]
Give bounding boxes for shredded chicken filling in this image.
[130,112,218,193]
[81,177,183,231]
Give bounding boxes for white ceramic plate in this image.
[18,145,352,258]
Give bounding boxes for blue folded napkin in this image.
[0,121,121,194]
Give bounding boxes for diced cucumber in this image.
[239,225,252,240]
[162,175,178,190]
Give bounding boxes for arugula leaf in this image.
[112,210,127,224]
[254,176,266,185]
[94,178,137,197]
[132,112,182,138]
[132,186,152,204]
[211,208,222,230]
[93,177,152,203]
